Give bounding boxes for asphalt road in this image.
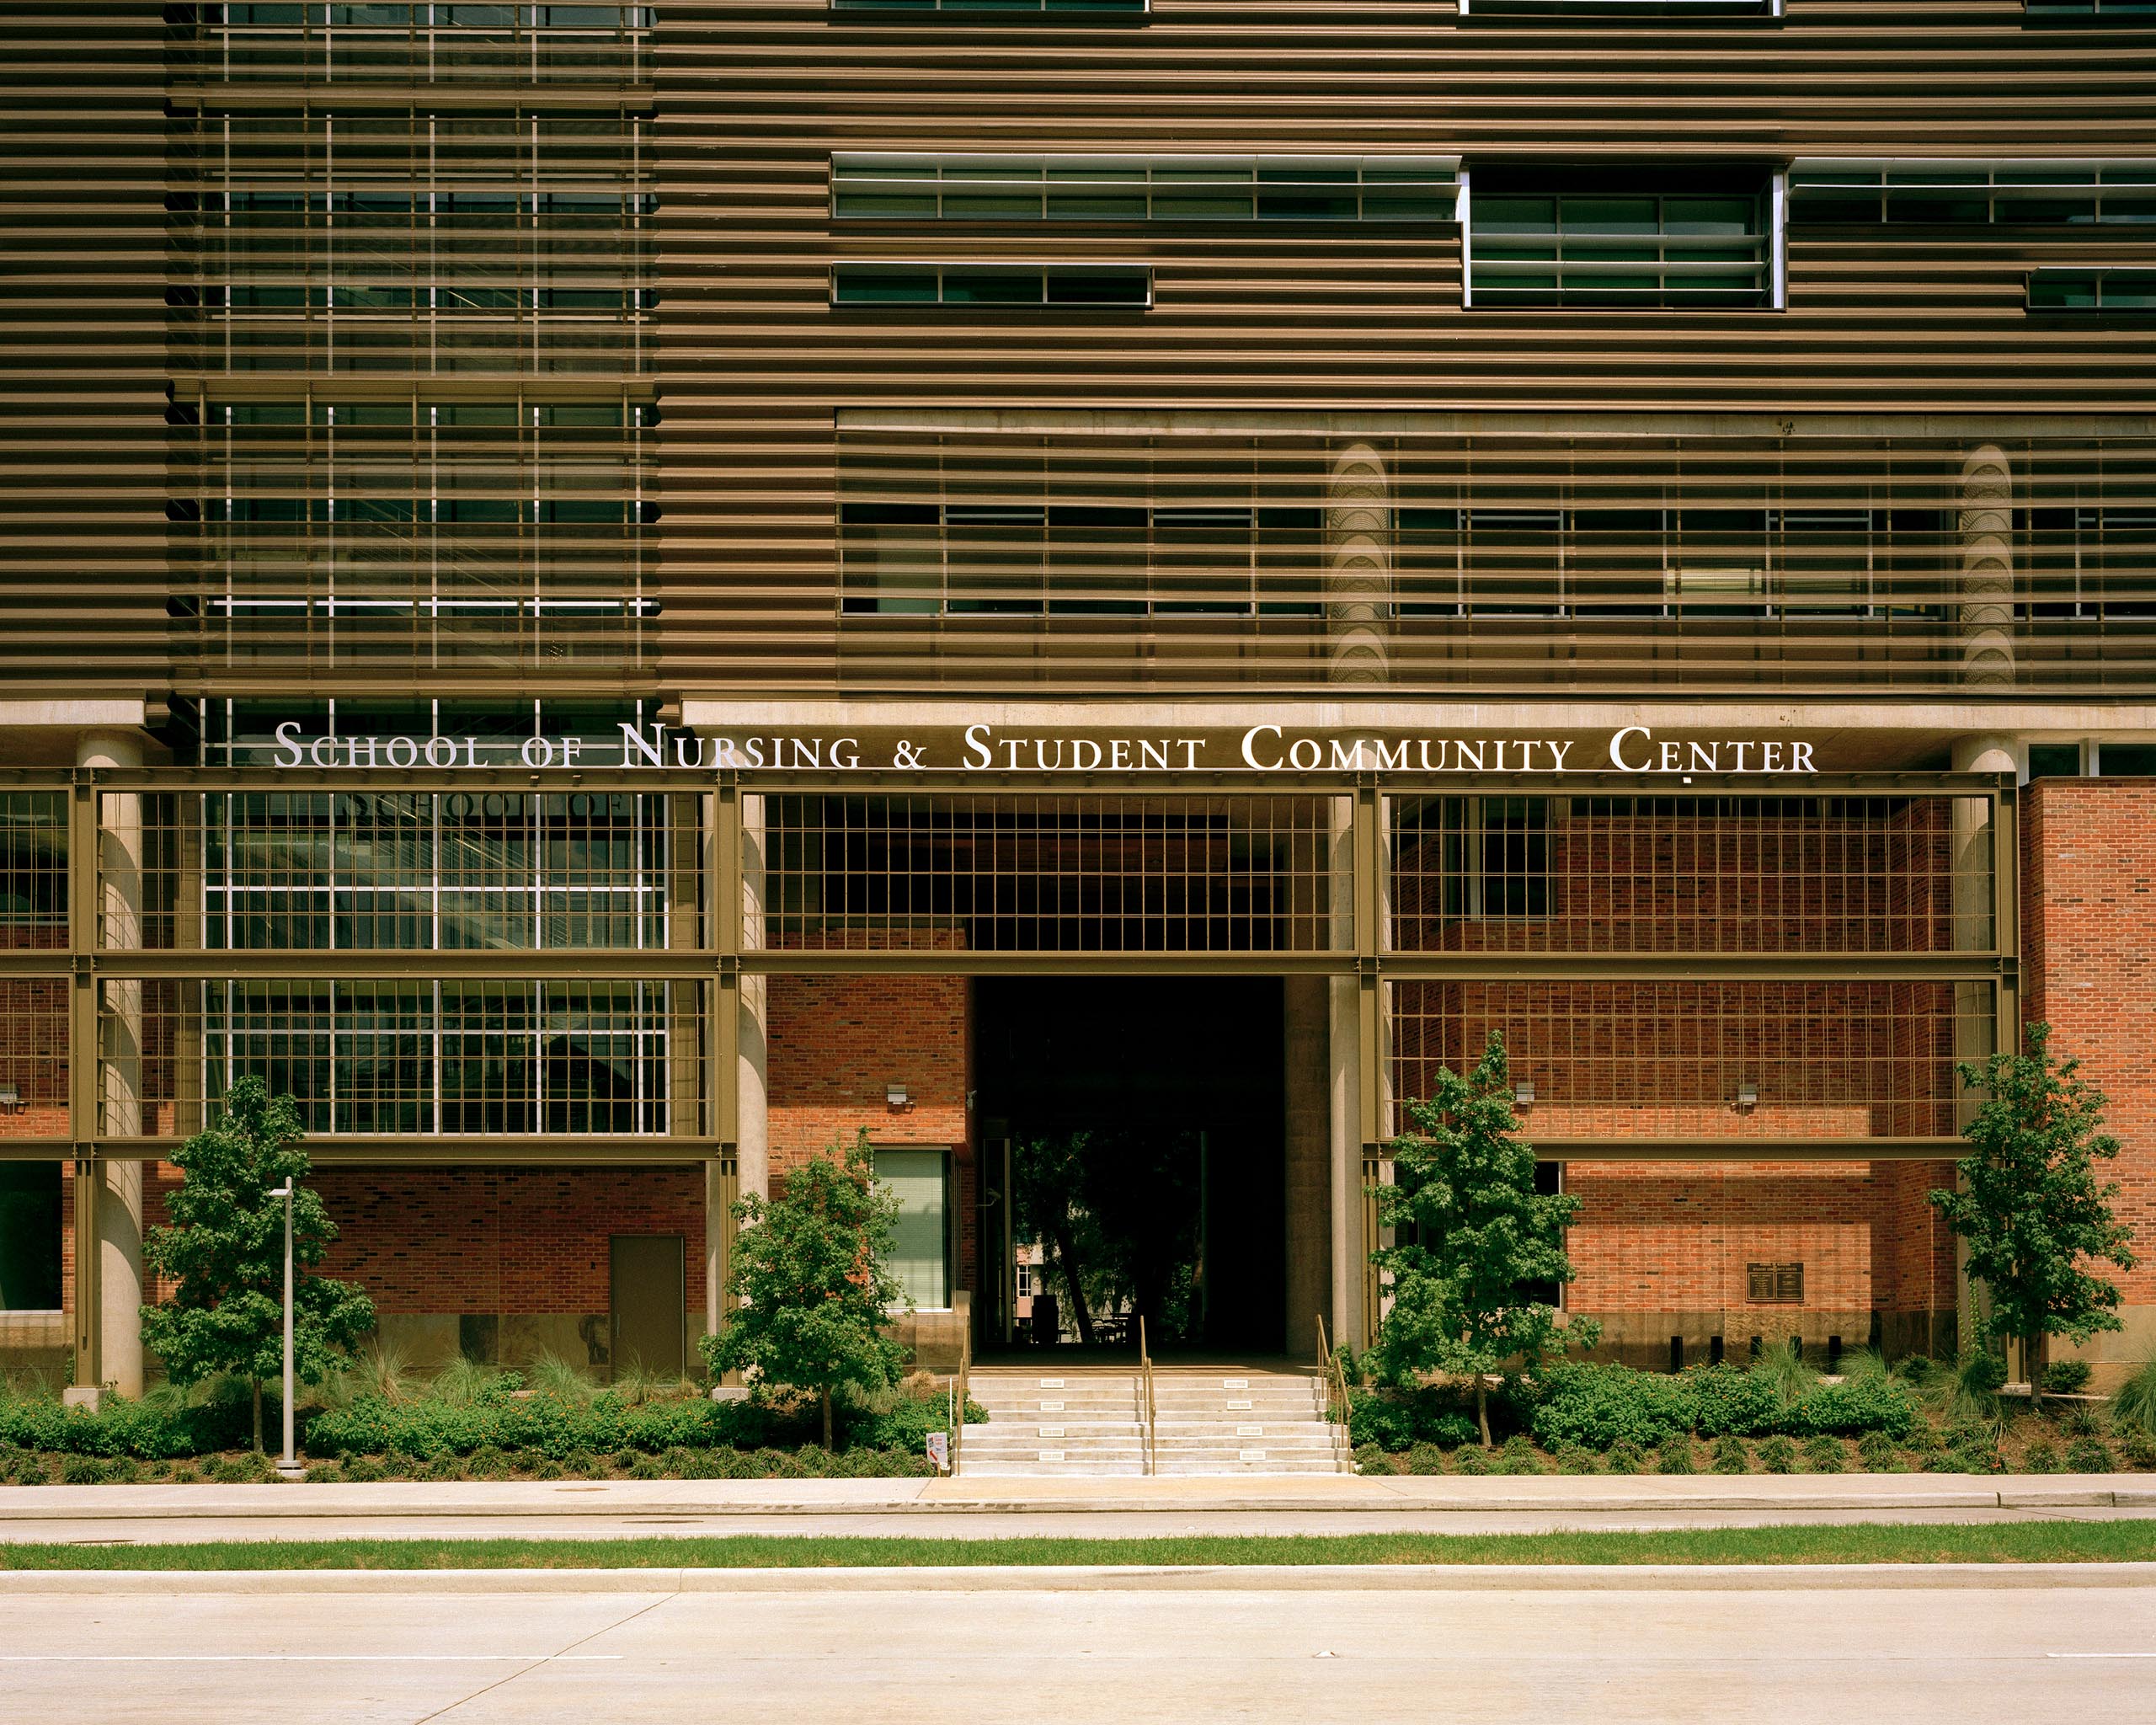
[1,1573,2152,1724]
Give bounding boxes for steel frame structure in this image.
[0,762,2017,1375]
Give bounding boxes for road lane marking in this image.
[0,1654,625,1664]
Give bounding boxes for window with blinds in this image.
[1791,161,2156,226]
[831,154,1460,223]
[831,264,1152,310]
[2029,269,2156,312]
[1468,171,1775,309]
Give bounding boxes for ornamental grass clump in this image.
[2022,1437,2061,1474]
[1556,1445,1599,1475]
[2111,1354,2156,1436]
[1604,1439,1645,1477]
[1757,1435,1797,1474]
[1855,1430,1902,1472]
[2064,1435,2114,1473]
[1710,1435,1751,1475]
[1655,1435,1695,1476]
[1496,1435,1545,1476]
[1801,1434,1847,1474]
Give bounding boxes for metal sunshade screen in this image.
[170,395,655,695]
[112,975,709,1144]
[115,790,700,953]
[1389,979,1988,1144]
[833,425,2156,694]
[168,8,654,87]
[759,793,1338,954]
[1387,792,1996,957]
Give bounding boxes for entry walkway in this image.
[2,1474,2152,1546]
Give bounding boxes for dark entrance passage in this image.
[975,975,1286,1354]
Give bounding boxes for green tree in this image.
[139,1079,375,1451]
[1929,1022,2137,1407]
[700,1132,906,1446]
[1369,1031,1599,1446]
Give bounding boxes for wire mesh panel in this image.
[761,793,1339,953]
[110,975,706,1142]
[1388,791,1993,955]
[120,789,697,952]
[1390,979,1989,1142]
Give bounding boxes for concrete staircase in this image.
[959,1368,1344,1477]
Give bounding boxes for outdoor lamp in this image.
[1736,1081,1759,1111]
[886,1081,910,1108]
[1513,1080,1535,1111]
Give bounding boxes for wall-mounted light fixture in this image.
[1513,1080,1535,1111]
[1735,1081,1759,1111]
[886,1081,910,1108]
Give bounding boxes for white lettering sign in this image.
[256,720,1818,778]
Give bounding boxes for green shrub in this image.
[2022,1438,2061,1473]
[1454,1445,1490,1476]
[1801,1434,1846,1473]
[2064,1435,2114,1473]
[627,1452,665,1480]
[1655,1435,1694,1476]
[1684,1364,1783,1438]
[1496,1435,1544,1476]
[1710,1435,1750,1475]
[1401,1442,1447,1476]
[1940,1349,2009,1423]
[1786,1376,1919,1441]
[608,1448,640,1473]
[304,1461,343,1483]
[1351,1441,1387,1475]
[167,1462,198,1485]
[341,1455,386,1482]
[1348,1388,1480,1454]
[1757,1435,1797,1474]
[1603,1439,1644,1475]
[0,1386,253,1461]
[1555,1445,1599,1475]
[1854,1430,1901,1471]
[416,1453,462,1482]
[1526,1363,1692,1451]
[59,1454,107,1484]
[1748,1338,1820,1408]
[2041,1359,2095,1396]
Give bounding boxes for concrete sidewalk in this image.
[1,1471,2152,1536]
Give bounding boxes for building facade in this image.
[2,1,2153,1389]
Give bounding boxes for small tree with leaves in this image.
[1369,1030,1598,1446]
[700,1131,906,1447]
[1929,1021,2137,1408]
[140,1079,375,1450]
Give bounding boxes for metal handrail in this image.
[949,1322,972,1477]
[1137,1315,1158,1477]
[1316,1314,1353,1473]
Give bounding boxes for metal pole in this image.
[267,1180,301,1478]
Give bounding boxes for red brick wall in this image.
[314,1167,706,1315]
[767,930,974,1293]
[2022,778,2156,1306]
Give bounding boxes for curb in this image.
[2,1484,2153,1521]
[1,1561,2153,1594]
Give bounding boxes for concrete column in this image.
[1326,793,1364,1349]
[77,730,143,1397]
[1950,732,2020,1362]
[1325,443,1392,685]
[1959,446,2016,688]
[737,792,770,1203]
[1281,975,1330,1360]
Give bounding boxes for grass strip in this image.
[4,1522,2156,1572]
